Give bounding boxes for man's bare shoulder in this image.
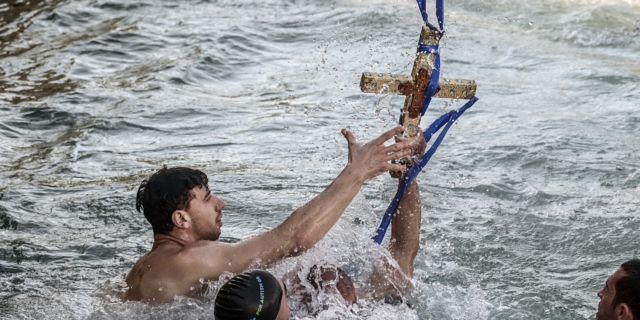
[178,239,237,263]
[122,238,261,304]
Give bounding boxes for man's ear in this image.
[171,210,191,230]
[615,303,632,320]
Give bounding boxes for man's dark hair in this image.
[136,166,209,234]
[613,259,640,318]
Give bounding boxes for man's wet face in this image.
[188,186,225,241]
[596,268,627,320]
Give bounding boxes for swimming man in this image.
[122,126,417,304]
[596,259,640,320]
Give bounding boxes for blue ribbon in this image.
[415,0,444,116]
[372,97,478,244]
[417,44,439,54]
[436,0,445,31]
[371,0,478,244]
[416,0,445,32]
[419,53,440,116]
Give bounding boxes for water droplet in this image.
[158,287,163,291]
[199,278,204,284]
[190,286,194,291]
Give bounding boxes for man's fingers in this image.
[382,140,412,155]
[394,132,406,143]
[382,148,412,162]
[386,163,407,173]
[341,128,357,145]
[373,126,404,145]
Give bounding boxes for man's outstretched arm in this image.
[388,178,421,277]
[366,131,426,299]
[188,126,414,278]
[389,129,426,277]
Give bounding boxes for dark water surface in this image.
[1,0,639,319]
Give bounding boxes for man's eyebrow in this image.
[204,190,211,200]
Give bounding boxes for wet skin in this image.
[123,186,226,303]
[123,126,415,304]
[275,279,290,320]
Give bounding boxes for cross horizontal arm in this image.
[360,72,477,100]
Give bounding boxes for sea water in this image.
[1,0,639,319]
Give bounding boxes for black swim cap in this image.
[214,270,283,320]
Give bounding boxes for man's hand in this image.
[394,128,427,166]
[341,126,413,181]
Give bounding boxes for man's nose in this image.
[597,290,604,299]
[215,199,225,212]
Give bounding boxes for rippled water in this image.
[1,0,639,318]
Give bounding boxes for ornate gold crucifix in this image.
[360,27,477,138]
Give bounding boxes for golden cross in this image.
[360,27,477,138]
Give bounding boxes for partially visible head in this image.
[214,270,289,320]
[136,166,225,240]
[597,259,640,320]
[295,265,357,316]
[306,265,357,304]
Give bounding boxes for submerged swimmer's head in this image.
[597,259,640,320]
[214,267,356,320]
[306,265,357,305]
[136,166,225,241]
[287,264,357,316]
[215,269,289,320]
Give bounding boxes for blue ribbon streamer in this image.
[415,0,444,116]
[416,0,445,31]
[417,44,439,54]
[420,53,440,116]
[371,0,478,244]
[372,97,478,244]
[436,0,445,31]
